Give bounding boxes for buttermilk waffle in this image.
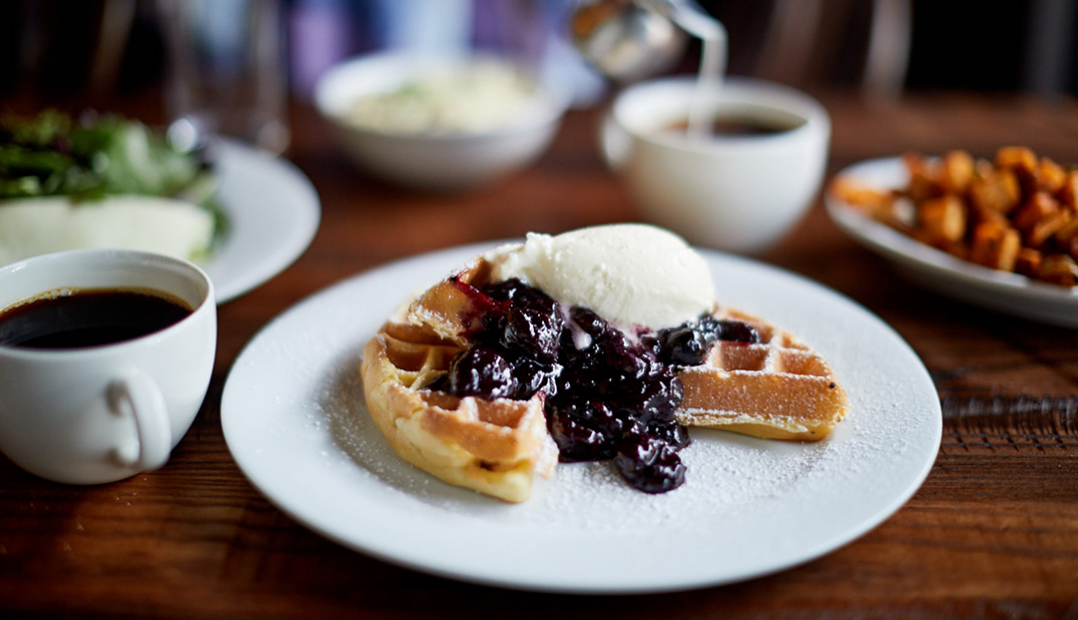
[676,308,848,441]
[360,256,848,502]
[361,260,559,503]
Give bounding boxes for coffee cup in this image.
[603,76,830,254]
[0,249,216,484]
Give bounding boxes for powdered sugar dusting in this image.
[317,338,835,532]
[222,244,941,590]
[299,248,933,533]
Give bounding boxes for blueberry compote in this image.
[426,277,760,494]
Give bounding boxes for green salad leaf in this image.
[0,111,224,235]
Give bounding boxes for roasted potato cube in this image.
[1037,157,1067,193]
[1015,248,1043,276]
[830,177,895,220]
[941,150,975,194]
[995,146,1038,177]
[1037,254,1078,286]
[1027,210,1073,248]
[918,195,967,244]
[969,170,1021,214]
[1058,171,1078,209]
[903,152,942,202]
[1012,191,1060,232]
[1057,217,1078,245]
[969,200,1009,228]
[969,221,1021,271]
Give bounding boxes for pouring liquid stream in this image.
[665,3,728,137]
[687,34,726,137]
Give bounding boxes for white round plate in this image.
[221,244,941,594]
[199,142,320,303]
[826,157,1078,327]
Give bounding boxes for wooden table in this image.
[2,94,1077,618]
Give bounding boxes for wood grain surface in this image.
[1,93,1077,618]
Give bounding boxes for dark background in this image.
[0,0,1075,105]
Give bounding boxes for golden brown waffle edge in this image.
[360,300,558,503]
[676,309,849,441]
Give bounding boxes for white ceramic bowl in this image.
[827,157,1078,327]
[603,76,830,254]
[315,52,568,191]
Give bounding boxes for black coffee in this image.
[665,115,804,137]
[0,289,193,350]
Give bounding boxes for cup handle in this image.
[108,371,171,471]
[600,108,632,172]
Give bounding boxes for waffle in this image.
[677,308,849,441]
[360,260,559,503]
[360,257,848,502]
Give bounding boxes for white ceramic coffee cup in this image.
[0,249,216,484]
[603,76,830,254]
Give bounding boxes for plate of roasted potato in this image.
[826,147,1078,327]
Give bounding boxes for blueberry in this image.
[614,435,687,493]
[599,330,654,379]
[510,357,559,400]
[657,314,728,366]
[646,374,684,418]
[503,298,562,361]
[444,347,515,400]
[647,419,691,449]
[548,408,616,462]
[575,401,631,436]
[614,373,682,423]
[658,325,710,365]
[640,334,662,359]
[717,320,760,344]
[483,278,523,302]
[696,314,722,339]
[569,306,607,339]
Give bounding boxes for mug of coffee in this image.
[0,249,216,484]
[603,76,830,254]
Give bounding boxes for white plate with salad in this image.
[0,112,320,303]
[200,141,320,302]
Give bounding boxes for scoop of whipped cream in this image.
[486,224,715,330]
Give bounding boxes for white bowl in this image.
[315,52,568,191]
[603,77,830,254]
[827,157,1078,327]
